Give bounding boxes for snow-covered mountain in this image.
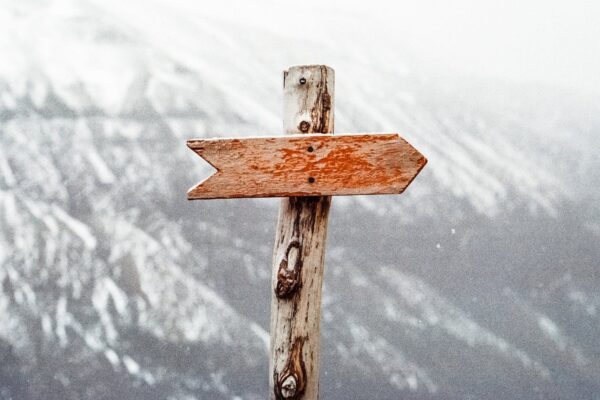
[1,0,599,399]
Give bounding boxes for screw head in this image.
[299,77,306,85]
[308,177,315,184]
[307,146,314,152]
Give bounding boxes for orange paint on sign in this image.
[187,133,426,200]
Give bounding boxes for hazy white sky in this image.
[87,0,600,95]
[375,0,600,95]
[193,0,600,95]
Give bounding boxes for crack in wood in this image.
[310,66,332,134]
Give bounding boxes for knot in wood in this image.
[274,337,306,400]
[281,375,297,398]
[275,239,302,299]
[298,121,311,133]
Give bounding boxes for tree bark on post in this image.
[270,65,334,399]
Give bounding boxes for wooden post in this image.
[186,65,427,396]
[269,65,334,399]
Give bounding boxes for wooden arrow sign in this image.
[187,133,426,199]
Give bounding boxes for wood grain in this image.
[185,65,429,398]
[270,65,334,400]
[187,133,427,199]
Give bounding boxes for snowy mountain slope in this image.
[1,0,599,399]
[3,0,598,217]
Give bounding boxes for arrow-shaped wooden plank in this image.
[187,133,427,199]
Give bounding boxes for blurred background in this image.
[1,0,599,399]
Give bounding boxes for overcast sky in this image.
[86,0,600,96]
[193,0,600,95]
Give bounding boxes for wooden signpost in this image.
[187,65,427,399]
[187,134,426,199]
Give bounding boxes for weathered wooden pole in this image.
[187,65,426,396]
[269,65,334,399]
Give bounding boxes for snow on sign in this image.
[186,133,427,199]
[186,65,428,400]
